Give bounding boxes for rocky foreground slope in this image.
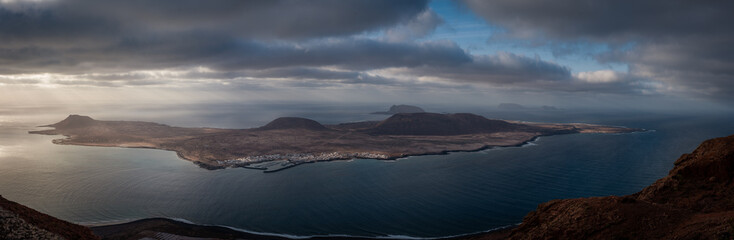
[0,195,98,240]
[473,134,734,240]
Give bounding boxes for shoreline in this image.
[88,217,517,240]
[40,129,648,173]
[113,133,546,172]
[30,114,646,172]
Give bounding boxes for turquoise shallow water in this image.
[1,105,733,238]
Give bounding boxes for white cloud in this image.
[574,70,620,83]
[384,10,443,42]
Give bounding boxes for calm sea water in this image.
[1,103,733,238]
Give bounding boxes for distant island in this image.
[497,103,526,110]
[371,104,425,114]
[498,103,561,111]
[30,113,641,172]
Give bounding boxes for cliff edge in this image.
[497,134,734,240]
[0,195,98,240]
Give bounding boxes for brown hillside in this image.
[494,134,734,240]
[0,195,99,240]
[46,115,97,129]
[259,117,330,131]
[365,113,529,135]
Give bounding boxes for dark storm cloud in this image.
[461,0,734,101]
[460,0,732,42]
[0,0,429,42]
[400,53,654,94]
[409,53,571,84]
[0,35,473,74]
[0,0,662,96]
[212,39,473,71]
[83,0,429,40]
[0,0,473,75]
[246,68,360,80]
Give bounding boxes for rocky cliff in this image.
[493,134,734,240]
[0,195,99,240]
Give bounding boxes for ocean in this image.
[1,103,732,238]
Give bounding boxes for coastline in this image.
[30,114,645,172]
[38,129,647,173]
[107,133,545,172]
[88,217,517,240]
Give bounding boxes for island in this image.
[497,103,526,110]
[371,104,425,114]
[29,113,641,172]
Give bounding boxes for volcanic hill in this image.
[371,104,425,115]
[365,113,532,135]
[258,117,330,131]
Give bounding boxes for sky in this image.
[0,0,732,111]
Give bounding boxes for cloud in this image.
[0,0,430,42]
[460,0,731,43]
[247,68,360,80]
[574,70,620,83]
[0,0,697,103]
[391,52,659,94]
[0,36,474,75]
[0,0,468,75]
[461,0,734,102]
[384,10,444,42]
[212,39,473,71]
[401,52,570,84]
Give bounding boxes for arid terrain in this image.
[30,113,640,172]
[0,195,98,240]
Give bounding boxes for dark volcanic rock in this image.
[388,104,424,113]
[0,195,99,240]
[365,113,525,135]
[494,134,734,240]
[636,134,734,212]
[328,121,381,131]
[259,117,329,131]
[92,218,292,240]
[46,114,96,129]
